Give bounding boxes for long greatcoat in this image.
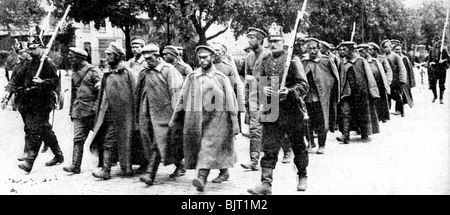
[169,65,239,170]
[366,57,391,122]
[340,56,380,135]
[302,54,340,132]
[136,61,183,166]
[400,54,415,108]
[90,62,136,167]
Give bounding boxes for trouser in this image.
[97,118,123,170]
[19,108,61,161]
[340,98,369,138]
[248,111,262,153]
[429,68,447,98]
[306,102,327,147]
[260,121,308,177]
[73,115,95,147]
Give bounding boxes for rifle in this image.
[34,5,71,79]
[440,9,449,61]
[280,0,308,89]
[350,22,356,42]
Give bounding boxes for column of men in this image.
[3,22,447,195]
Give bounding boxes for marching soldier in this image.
[336,41,380,144]
[368,42,393,89]
[380,40,408,117]
[302,38,340,154]
[239,27,271,171]
[393,42,415,111]
[359,44,391,123]
[162,45,193,78]
[170,45,239,192]
[63,47,102,174]
[248,24,309,194]
[137,44,185,185]
[320,40,342,71]
[1,39,64,173]
[427,37,450,104]
[127,38,147,83]
[91,42,136,180]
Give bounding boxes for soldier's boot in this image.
[240,152,260,171]
[337,118,350,144]
[281,148,292,163]
[120,164,134,177]
[92,150,112,180]
[97,147,104,168]
[297,176,308,191]
[192,169,210,192]
[18,151,37,173]
[212,169,230,183]
[45,143,64,166]
[63,144,83,174]
[440,89,445,104]
[247,167,273,195]
[316,134,327,155]
[140,151,161,185]
[432,88,438,103]
[169,162,186,178]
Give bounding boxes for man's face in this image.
[343,46,354,59]
[268,39,284,52]
[247,34,261,49]
[338,47,346,58]
[143,52,159,68]
[319,44,328,55]
[197,52,213,70]
[307,42,320,59]
[28,47,41,58]
[394,46,402,55]
[359,49,369,58]
[68,52,84,67]
[212,45,223,62]
[14,40,21,50]
[382,42,392,54]
[106,52,120,65]
[163,53,176,64]
[131,44,143,56]
[368,47,377,56]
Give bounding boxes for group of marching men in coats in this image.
[2,20,449,195]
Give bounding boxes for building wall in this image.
[73,18,125,66]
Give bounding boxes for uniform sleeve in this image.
[167,67,184,109]
[382,57,393,85]
[40,60,59,92]
[396,55,407,84]
[287,57,309,97]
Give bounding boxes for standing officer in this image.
[1,39,64,173]
[162,45,193,78]
[247,24,310,194]
[427,37,449,104]
[91,42,136,180]
[336,41,380,144]
[381,40,407,117]
[239,27,271,171]
[63,47,102,174]
[302,38,340,155]
[136,44,185,186]
[170,45,239,192]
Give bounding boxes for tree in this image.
[58,0,144,59]
[417,0,449,48]
[0,0,46,31]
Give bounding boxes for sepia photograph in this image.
[0,0,449,198]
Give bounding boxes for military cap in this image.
[105,42,125,56]
[267,23,284,41]
[357,44,370,51]
[380,39,392,48]
[69,47,88,58]
[319,40,333,49]
[247,27,268,38]
[175,46,184,51]
[393,43,403,49]
[339,41,357,49]
[162,45,179,57]
[141,44,160,59]
[27,36,44,49]
[131,38,146,47]
[195,45,216,55]
[211,42,228,53]
[390,39,401,45]
[368,42,380,51]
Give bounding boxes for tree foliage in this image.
[0,0,46,31]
